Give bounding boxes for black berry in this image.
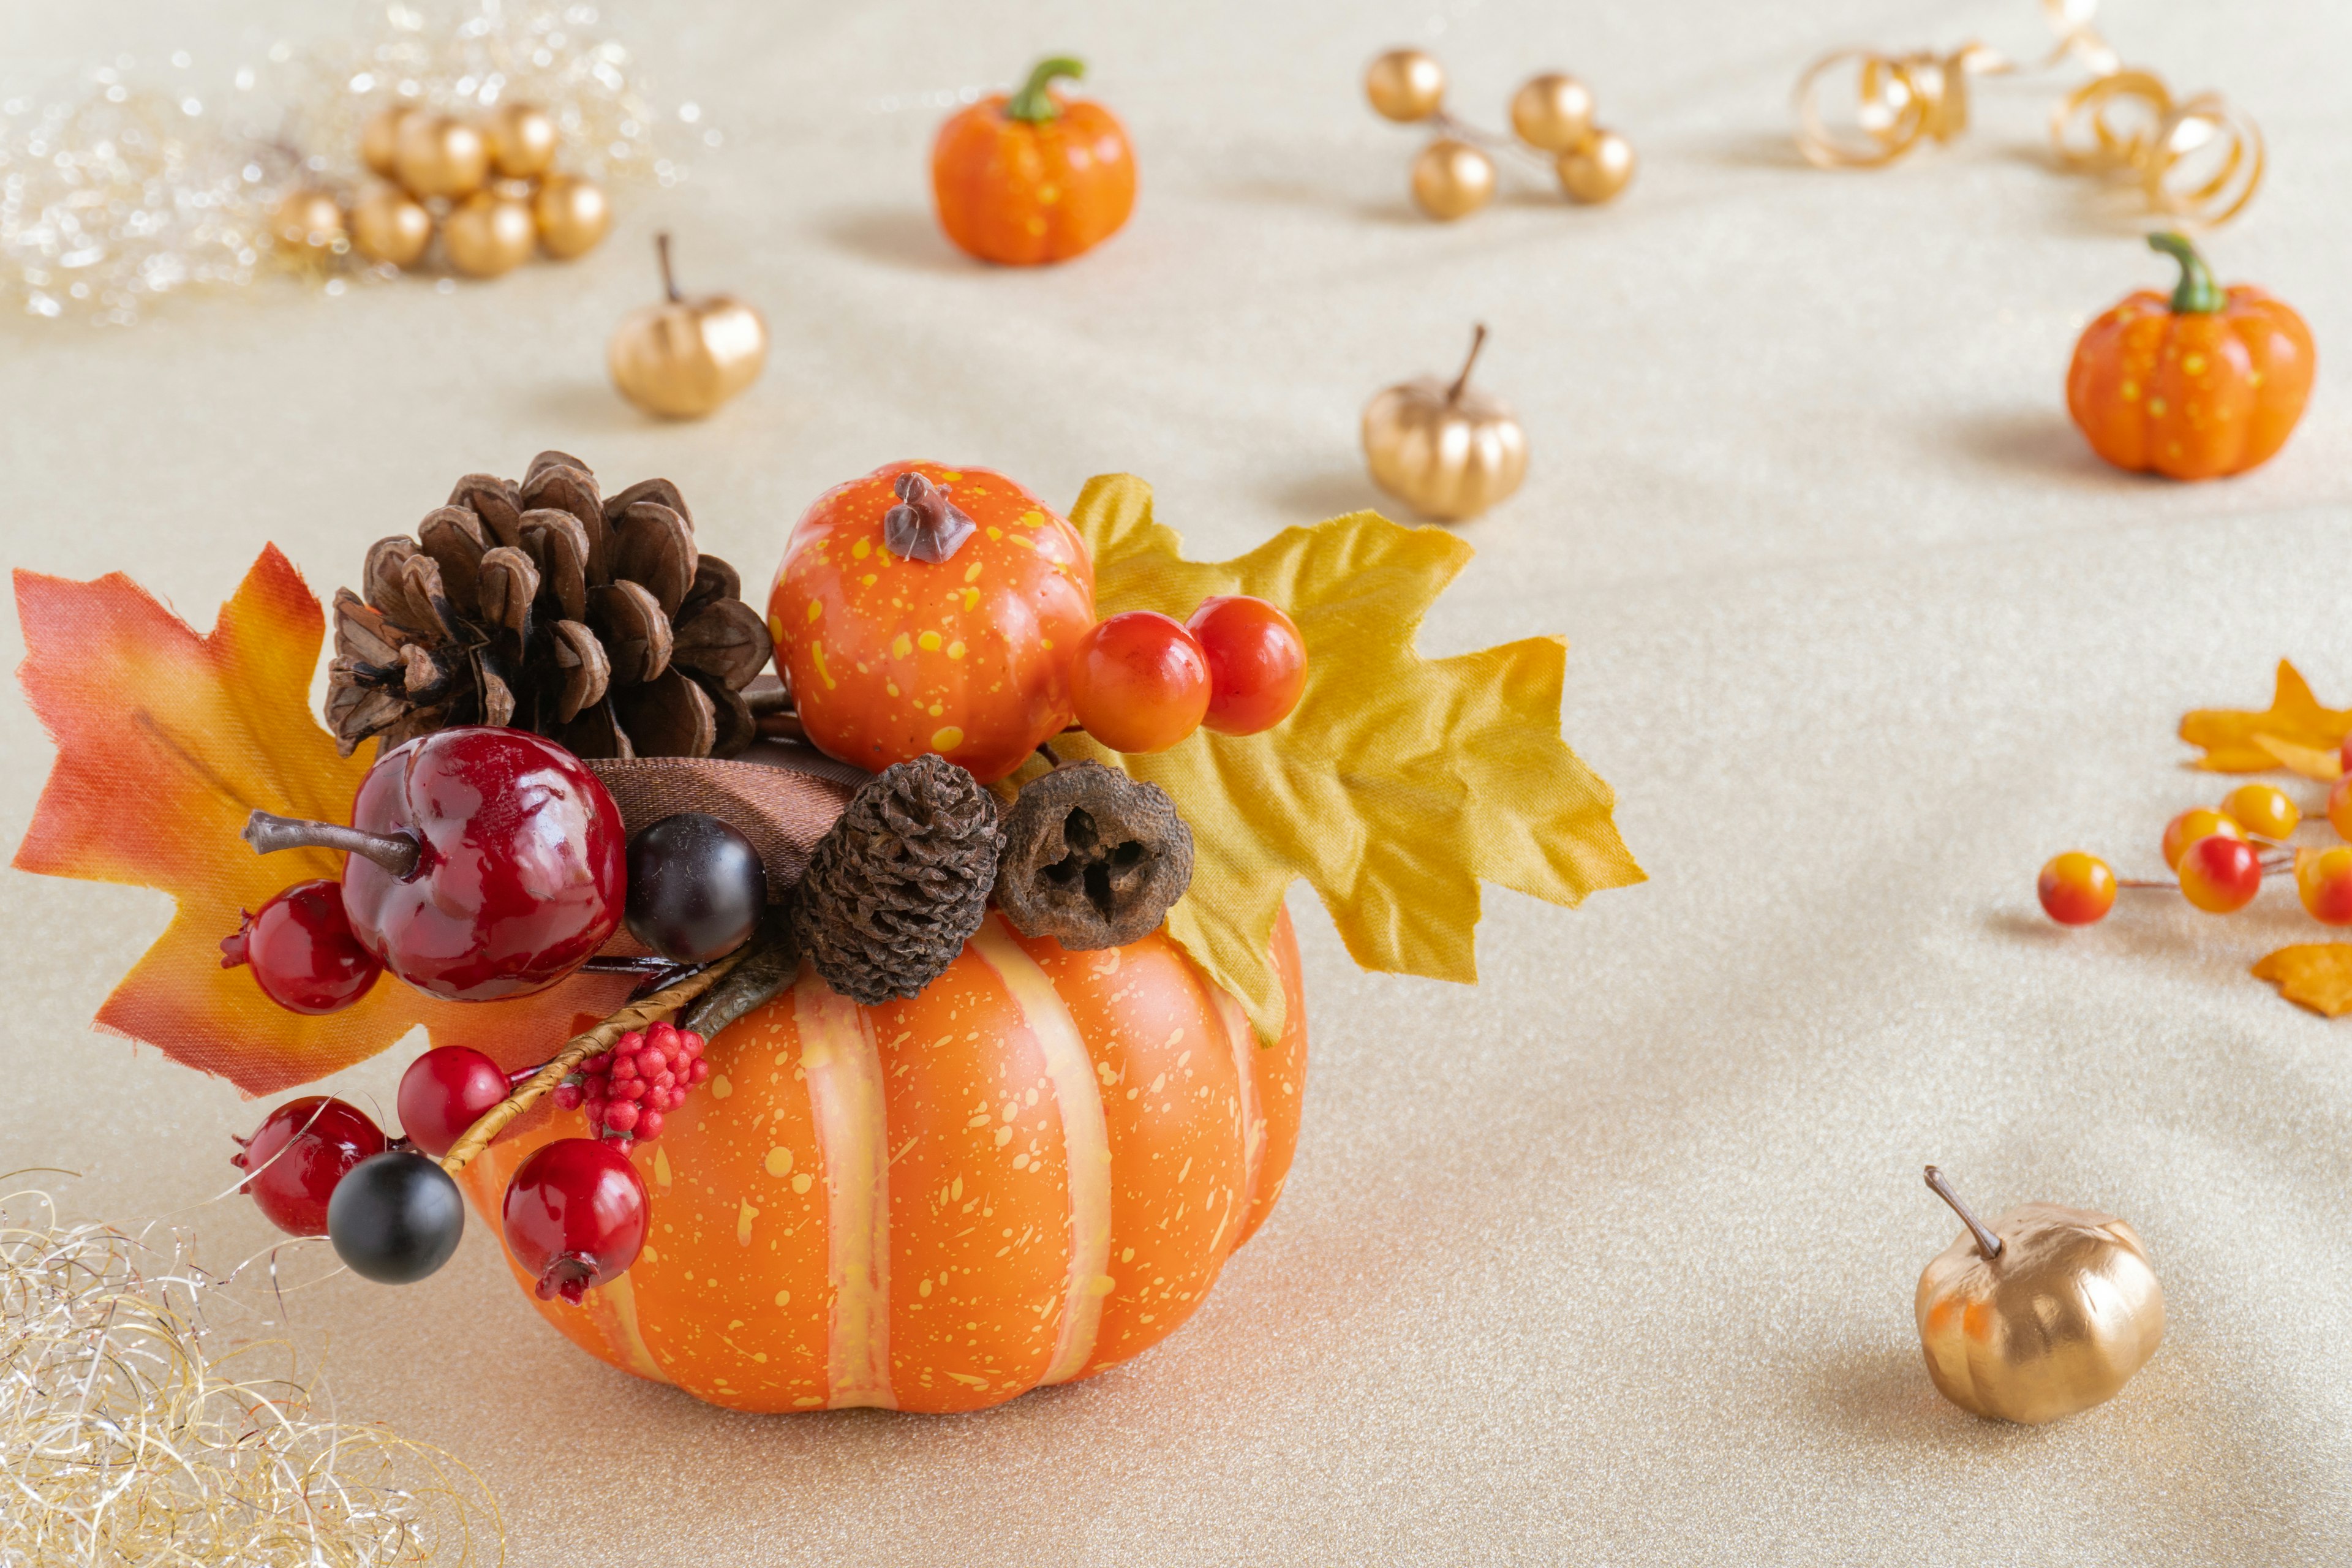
[326,1150,466,1284]
[625,812,767,964]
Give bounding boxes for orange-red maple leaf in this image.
[2252,944,2352,1018]
[11,546,632,1096]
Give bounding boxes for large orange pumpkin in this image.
[457,910,1306,1412]
[931,56,1136,267]
[2067,232,2315,481]
[768,461,1095,785]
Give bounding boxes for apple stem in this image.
[1924,1165,2005,1261]
[1446,323,1488,404]
[242,809,419,880]
[655,231,681,303]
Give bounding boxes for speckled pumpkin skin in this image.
[2067,284,2314,480]
[458,910,1306,1413]
[767,461,1096,785]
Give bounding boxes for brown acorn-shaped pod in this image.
[995,761,1194,950]
[793,755,1005,1004]
[1362,323,1528,522]
[323,451,774,761]
[608,233,768,419]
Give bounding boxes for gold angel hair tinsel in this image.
[0,1186,502,1564]
[0,1,702,325]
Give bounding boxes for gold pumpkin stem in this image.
[655,231,682,303]
[437,949,749,1176]
[1924,1164,2005,1261]
[1447,323,1489,404]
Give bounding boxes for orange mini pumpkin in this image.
[768,461,1095,784]
[459,911,1306,1413]
[932,56,1136,266]
[2067,232,2315,481]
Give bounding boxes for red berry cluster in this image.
[554,1020,710,1144]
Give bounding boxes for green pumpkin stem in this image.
[1006,56,1084,124]
[2149,231,2223,315]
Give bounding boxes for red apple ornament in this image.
[243,727,626,1001]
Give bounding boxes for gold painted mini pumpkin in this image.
[1915,1166,2165,1424]
[458,912,1307,1412]
[1362,324,1528,521]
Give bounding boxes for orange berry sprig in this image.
[2037,782,2324,926]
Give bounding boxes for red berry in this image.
[647,1021,678,1052]
[637,1109,666,1140]
[1186,595,1308,737]
[396,1046,511,1158]
[1069,611,1210,754]
[2179,834,2262,914]
[689,1058,711,1084]
[636,1047,666,1077]
[2036,852,2116,925]
[230,1096,386,1236]
[553,1081,584,1110]
[678,1033,703,1058]
[605,1101,641,1133]
[501,1138,648,1305]
[218,879,383,1014]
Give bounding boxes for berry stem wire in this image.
[1428,110,1556,179]
[437,949,748,1177]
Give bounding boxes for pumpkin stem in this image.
[1924,1164,2005,1261]
[1446,323,1489,404]
[655,231,681,303]
[2149,231,2223,315]
[1006,56,1084,124]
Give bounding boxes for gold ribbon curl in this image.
[2052,72,2266,227]
[1792,0,2264,227]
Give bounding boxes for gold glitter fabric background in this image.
[4,1,2351,1562]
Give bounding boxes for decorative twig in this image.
[438,951,747,1176]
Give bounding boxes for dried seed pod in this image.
[518,508,591,621]
[589,579,672,684]
[996,761,1193,950]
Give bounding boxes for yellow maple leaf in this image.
[2252,944,2352,1017]
[2251,733,2345,782]
[2181,662,2352,773]
[1055,474,1643,1042]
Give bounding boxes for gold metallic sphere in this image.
[1510,73,1597,153]
[1366,49,1446,123]
[442,191,537,278]
[1362,325,1527,522]
[1409,138,1496,221]
[270,188,346,262]
[1556,127,1636,203]
[1915,1168,2165,1425]
[532,175,611,260]
[393,113,490,201]
[609,235,769,419]
[361,105,417,179]
[484,102,560,180]
[349,183,433,268]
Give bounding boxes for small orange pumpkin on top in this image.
[2067,232,2315,481]
[931,56,1136,266]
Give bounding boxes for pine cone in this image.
[793,755,1004,1005]
[995,762,1193,950]
[325,450,774,760]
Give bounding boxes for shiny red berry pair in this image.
[1069,596,1308,754]
[557,1020,709,1145]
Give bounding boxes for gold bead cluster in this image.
[272,103,612,280]
[1793,0,2264,228]
[1365,49,1634,220]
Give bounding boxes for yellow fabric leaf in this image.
[2182,662,2352,772]
[1060,473,1644,1042]
[2252,944,2352,1017]
[2252,733,2345,782]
